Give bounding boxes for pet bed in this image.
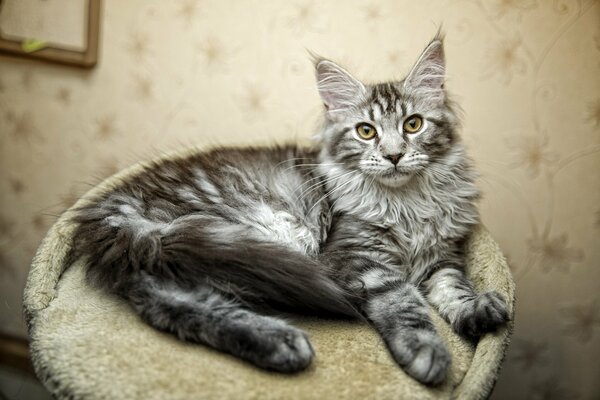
[24,149,515,400]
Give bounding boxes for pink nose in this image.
[384,153,404,165]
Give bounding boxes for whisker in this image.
[286,163,339,168]
[322,176,362,215]
[274,157,311,167]
[305,172,359,216]
[297,170,356,204]
[292,171,330,196]
[280,162,343,173]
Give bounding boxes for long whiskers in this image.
[296,169,356,204]
[280,162,343,174]
[274,157,311,167]
[292,171,331,197]
[305,172,360,216]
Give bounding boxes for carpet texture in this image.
[24,149,515,400]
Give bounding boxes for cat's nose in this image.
[384,153,404,165]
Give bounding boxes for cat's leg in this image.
[321,252,450,385]
[366,281,451,385]
[423,263,509,338]
[123,276,314,373]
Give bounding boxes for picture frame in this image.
[0,0,101,68]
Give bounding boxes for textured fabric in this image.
[24,149,515,400]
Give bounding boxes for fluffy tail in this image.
[72,210,360,317]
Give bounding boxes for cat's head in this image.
[314,34,460,188]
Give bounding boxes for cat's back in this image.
[91,145,317,209]
[75,145,328,258]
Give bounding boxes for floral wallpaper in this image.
[1,0,599,398]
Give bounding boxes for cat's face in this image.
[316,35,458,188]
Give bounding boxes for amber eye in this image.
[356,123,377,140]
[403,115,423,133]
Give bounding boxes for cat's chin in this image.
[374,172,414,188]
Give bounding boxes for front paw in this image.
[453,291,509,337]
[253,328,315,373]
[389,330,451,386]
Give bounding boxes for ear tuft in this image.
[314,58,365,116]
[403,34,446,102]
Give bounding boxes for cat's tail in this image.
[72,211,361,317]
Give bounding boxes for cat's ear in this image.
[314,58,366,119]
[403,34,446,102]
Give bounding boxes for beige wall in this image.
[1,1,599,398]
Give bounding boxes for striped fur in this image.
[71,35,508,384]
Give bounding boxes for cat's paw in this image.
[389,330,451,386]
[453,291,509,337]
[249,327,314,373]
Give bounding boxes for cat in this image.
[71,33,509,386]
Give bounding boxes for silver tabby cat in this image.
[73,34,508,385]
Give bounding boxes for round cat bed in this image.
[24,149,515,400]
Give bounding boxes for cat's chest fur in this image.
[321,156,479,276]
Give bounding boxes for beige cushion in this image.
[24,149,515,400]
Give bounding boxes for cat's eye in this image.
[403,115,423,133]
[356,123,377,140]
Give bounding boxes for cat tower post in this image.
[24,149,515,400]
